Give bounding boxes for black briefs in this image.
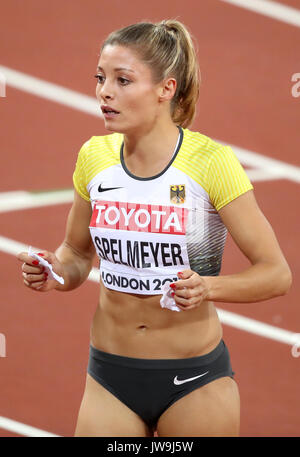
[87,339,234,430]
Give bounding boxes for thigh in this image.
[156,376,240,437]
[74,374,153,437]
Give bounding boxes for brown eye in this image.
[94,74,105,84]
[118,77,130,86]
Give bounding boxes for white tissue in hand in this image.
[28,246,64,285]
[160,282,181,312]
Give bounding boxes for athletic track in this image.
[0,0,299,437]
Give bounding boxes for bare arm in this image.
[173,190,292,309]
[17,190,96,292]
[205,190,292,302]
[53,189,96,291]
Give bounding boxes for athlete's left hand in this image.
[171,270,210,311]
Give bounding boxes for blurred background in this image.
[0,0,299,437]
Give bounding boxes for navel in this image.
[137,325,148,331]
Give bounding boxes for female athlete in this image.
[17,20,292,437]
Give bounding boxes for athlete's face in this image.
[96,45,165,134]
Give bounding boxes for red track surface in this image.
[0,0,299,437]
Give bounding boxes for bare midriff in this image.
[90,279,223,359]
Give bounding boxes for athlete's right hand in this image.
[17,250,64,292]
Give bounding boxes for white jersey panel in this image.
[88,164,212,294]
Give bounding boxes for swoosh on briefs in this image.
[98,184,123,192]
[173,371,209,385]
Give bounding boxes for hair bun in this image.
[160,20,177,34]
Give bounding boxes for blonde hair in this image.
[101,20,201,128]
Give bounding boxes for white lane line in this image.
[2,144,300,218]
[0,416,60,437]
[1,233,299,348]
[1,144,300,216]
[0,65,299,184]
[245,168,286,182]
[220,0,300,28]
[0,22,298,436]
[2,233,299,436]
[218,141,300,184]
[217,309,300,347]
[0,65,101,117]
[0,235,99,283]
[0,190,73,213]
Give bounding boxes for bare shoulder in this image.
[218,190,263,232]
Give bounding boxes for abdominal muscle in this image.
[90,280,223,359]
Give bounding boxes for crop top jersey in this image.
[73,127,253,295]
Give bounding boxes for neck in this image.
[123,119,180,164]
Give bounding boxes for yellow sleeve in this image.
[72,139,91,202]
[207,145,254,211]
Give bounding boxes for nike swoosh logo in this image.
[173,371,209,385]
[98,184,123,193]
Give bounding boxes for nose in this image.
[97,79,114,101]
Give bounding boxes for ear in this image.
[158,77,177,102]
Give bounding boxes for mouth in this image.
[101,105,120,119]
